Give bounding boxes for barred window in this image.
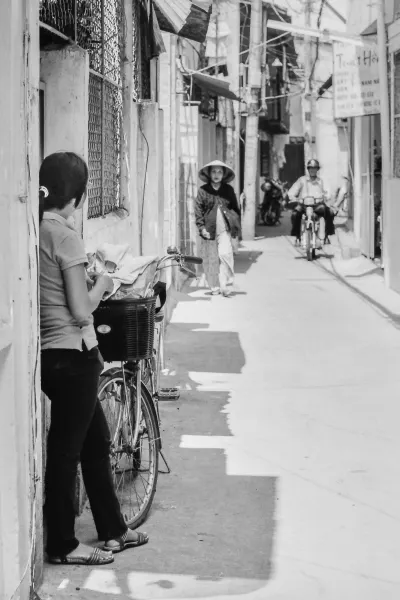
[39,0,125,218]
[87,0,124,218]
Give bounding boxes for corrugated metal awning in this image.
[154,0,212,43]
[191,72,241,101]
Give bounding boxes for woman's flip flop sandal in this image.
[49,547,114,565]
[103,530,149,554]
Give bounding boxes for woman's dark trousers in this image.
[41,346,127,557]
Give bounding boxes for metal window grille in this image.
[87,0,124,218]
[39,0,124,218]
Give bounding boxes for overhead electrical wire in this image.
[281,0,304,15]
[192,31,291,75]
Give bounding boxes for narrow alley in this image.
[40,220,400,600]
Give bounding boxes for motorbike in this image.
[300,196,324,261]
[260,194,282,226]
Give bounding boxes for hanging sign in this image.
[333,41,380,119]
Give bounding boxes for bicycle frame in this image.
[115,249,200,451]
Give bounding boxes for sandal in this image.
[49,547,114,566]
[103,530,149,554]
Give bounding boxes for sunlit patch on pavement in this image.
[180,435,278,477]
[80,569,268,599]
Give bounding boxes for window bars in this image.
[39,0,125,218]
[87,0,124,218]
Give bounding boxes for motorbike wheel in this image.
[306,228,313,261]
[263,209,278,226]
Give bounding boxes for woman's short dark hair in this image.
[39,152,89,223]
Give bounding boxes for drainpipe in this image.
[377,0,391,278]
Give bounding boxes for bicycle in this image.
[94,248,202,529]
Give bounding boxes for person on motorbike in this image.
[288,159,335,244]
[258,175,283,225]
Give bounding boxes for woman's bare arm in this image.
[63,264,112,324]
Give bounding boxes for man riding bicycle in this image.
[288,158,335,245]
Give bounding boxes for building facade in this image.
[0,1,42,598]
[0,0,215,596]
[345,0,400,291]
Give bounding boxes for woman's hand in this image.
[201,228,211,240]
[64,265,114,324]
[91,272,114,294]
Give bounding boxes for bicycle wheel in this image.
[98,372,159,528]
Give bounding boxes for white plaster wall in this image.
[84,212,140,254]
[159,34,179,250]
[0,0,41,597]
[85,100,141,256]
[180,106,201,256]
[136,102,165,257]
[385,178,400,291]
[347,0,378,35]
[40,46,89,236]
[41,46,142,258]
[289,82,304,138]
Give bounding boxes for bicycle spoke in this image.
[98,372,159,528]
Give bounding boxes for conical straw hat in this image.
[199,160,235,184]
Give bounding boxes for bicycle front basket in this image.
[93,296,156,362]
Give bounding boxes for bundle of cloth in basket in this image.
[87,242,159,300]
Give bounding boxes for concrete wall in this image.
[84,97,140,255]
[159,34,180,251]
[40,47,89,236]
[136,102,165,257]
[351,116,365,242]
[345,0,397,41]
[386,14,400,287]
[289,82,304,138]
[0,0,42,597]
[40,46,141,257]
[179,106,201,256]
[385,178,400,291]
[347,0,378,35]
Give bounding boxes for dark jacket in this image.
[195,183,241,241]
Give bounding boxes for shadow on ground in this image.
[234,250,264,275]
[42,320,277,599]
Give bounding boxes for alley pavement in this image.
[40,215,400,600]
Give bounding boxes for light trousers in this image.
[201,209,235,290]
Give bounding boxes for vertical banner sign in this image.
[333,42,380,119]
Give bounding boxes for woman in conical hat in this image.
[195,160,241,297]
